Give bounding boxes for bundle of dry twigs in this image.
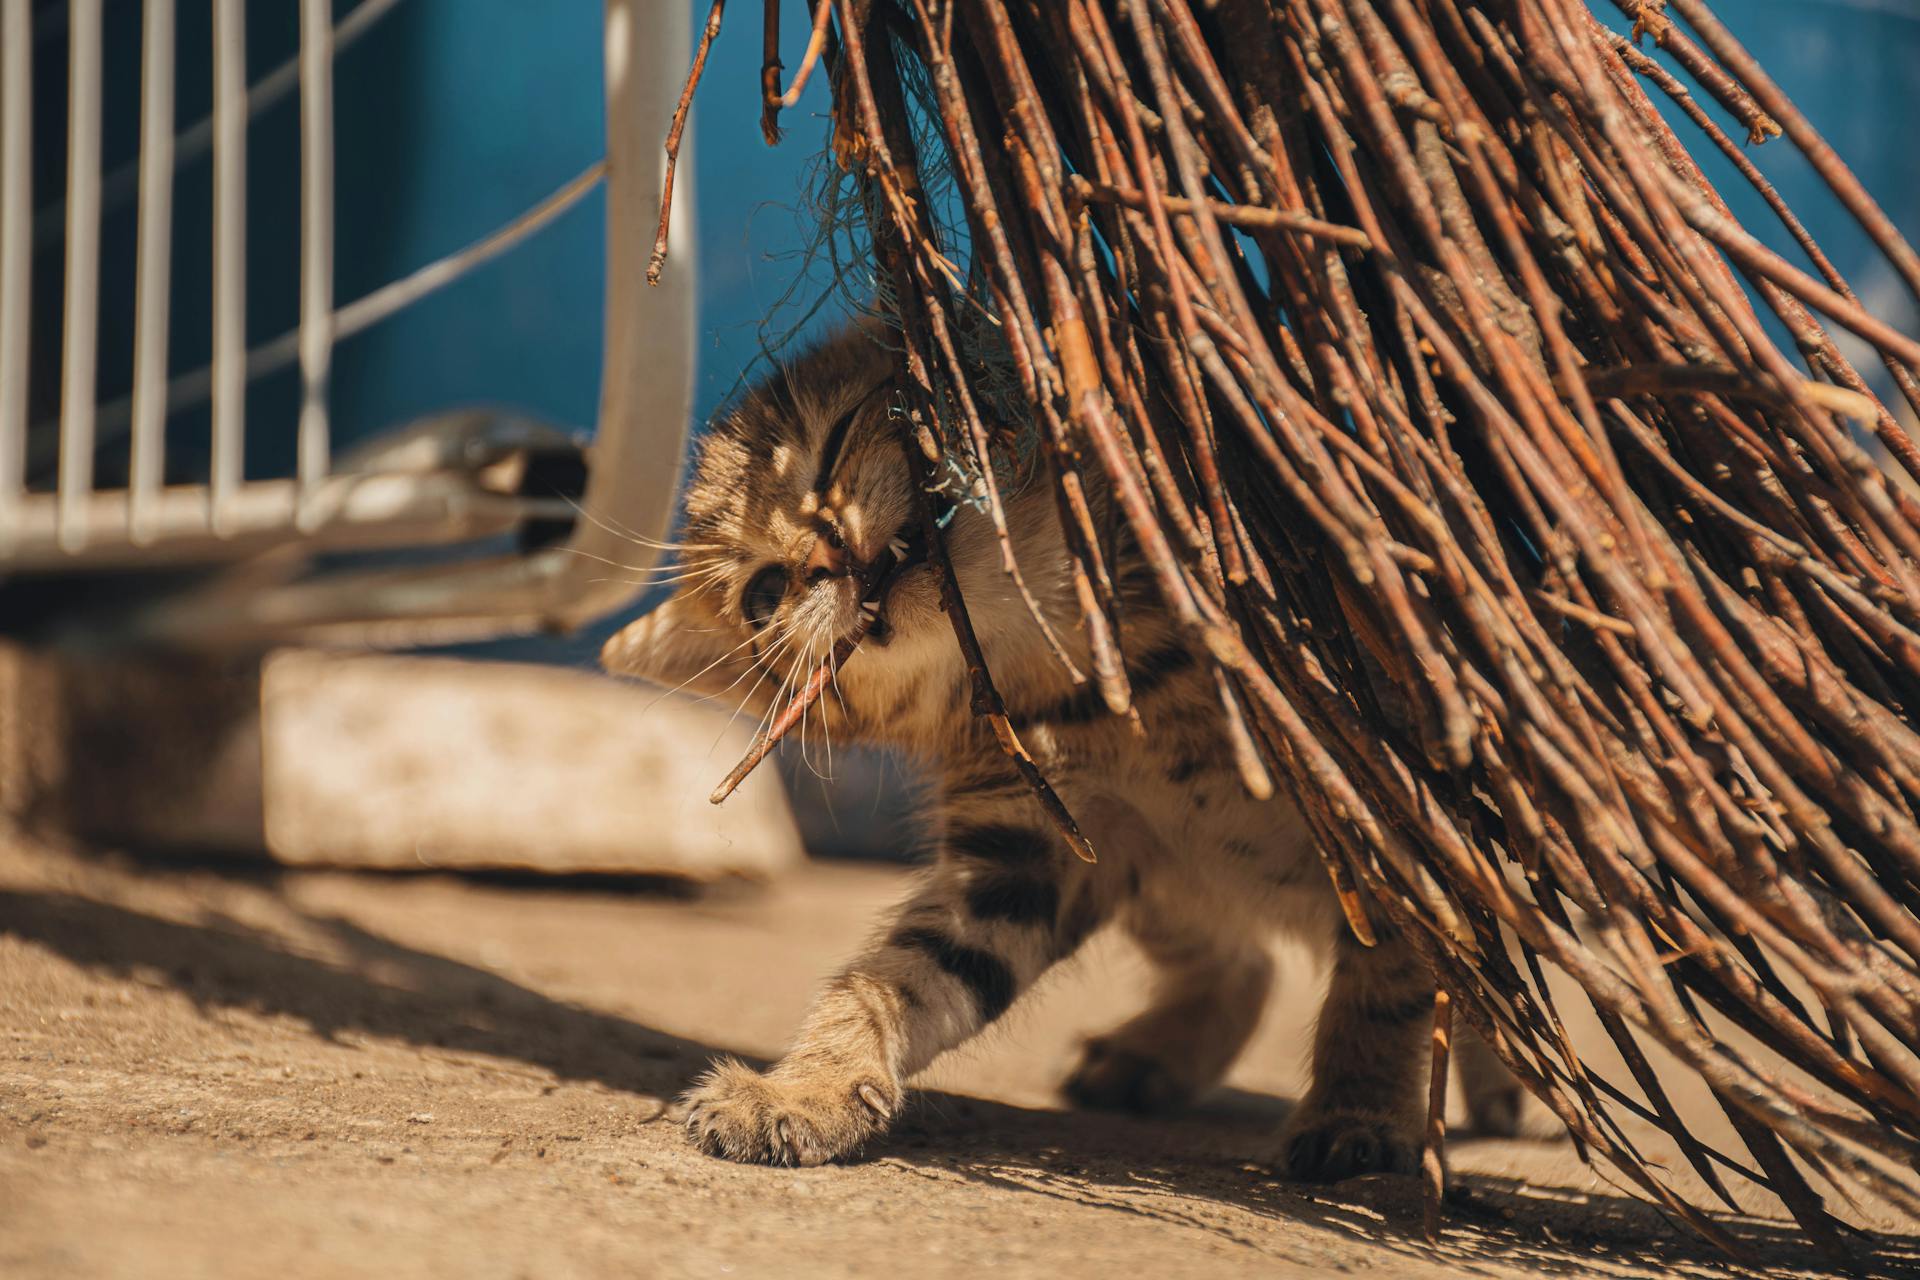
[656,0,1920,1254]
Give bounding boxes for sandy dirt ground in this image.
[3,828,1918,1279]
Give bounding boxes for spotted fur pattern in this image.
[603,325,1524,1177]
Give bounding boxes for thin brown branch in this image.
[648,0,728,287]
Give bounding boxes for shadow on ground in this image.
[4,877,1918,1279]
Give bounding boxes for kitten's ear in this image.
[600,595,754,701]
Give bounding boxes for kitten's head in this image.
[602,325,1052,719]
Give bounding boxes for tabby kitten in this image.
[603,324,1520,1178]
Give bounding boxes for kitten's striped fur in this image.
[603,325,1522,1178]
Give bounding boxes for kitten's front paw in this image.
[1280,1108,1421,1182]
[681,1057,898,1167]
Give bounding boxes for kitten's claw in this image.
[856,1082,892,1119]
[887,536,910,560]
[680,1057,899,1167]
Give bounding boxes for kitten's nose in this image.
[804,528,850,582]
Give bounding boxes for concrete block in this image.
[261,650,804,880]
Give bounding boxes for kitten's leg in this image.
[682,821,1101,1166]
[1065,911,1272,1114]
[1281,923,1435,1181]
[1455,1027,1562,1139]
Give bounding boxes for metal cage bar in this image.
[211,0,248,534]
[56,0,102,552]
[296,0,334,525]
[0,0,29,551]
[130,0,176,545]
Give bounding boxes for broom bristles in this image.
[663,0,1920,1254]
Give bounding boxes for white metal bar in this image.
[548,0,697,627]
[0,0,30,551]
[56,0,103,552]
[31,0,402,252]
[130,0,177,545]
[211,0,246,534]
[4,472,566,572]
[332,161,608,340]
[296,0,334,527]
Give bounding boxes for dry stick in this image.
[1071,177,1374,250]
[1390,0,1659,588]
[1328,0,1704,1074]
[708,615,872,805]
[1606,0,1780,144]
[1586,363,1881,424]
[648,0,728,286]
[1536,0,1896,1128]
[760,0,785,143]
[1422,987,1452,1244]
[778,0,836,109]
[910,439,1098,862]
[1114,0,1261,593]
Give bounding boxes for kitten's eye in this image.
[741,565,789,629]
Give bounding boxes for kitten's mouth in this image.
[857,492,953,647]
